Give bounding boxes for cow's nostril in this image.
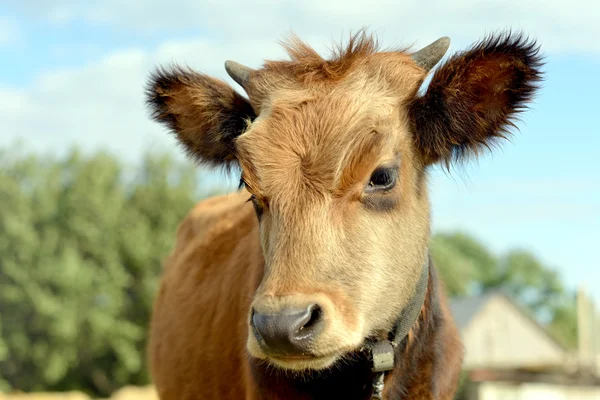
[251,303,324,356]
[296,304,322,333]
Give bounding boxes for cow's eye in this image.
[366,168,397,193]
[248,195,264,220]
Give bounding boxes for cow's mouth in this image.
[263,341,367,371]
[266,352,342,371]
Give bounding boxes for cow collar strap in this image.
[368,252,430,400]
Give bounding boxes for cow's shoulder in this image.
[163,189,257,275]
[187,189,254,237]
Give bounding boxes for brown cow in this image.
[145,30,544,399]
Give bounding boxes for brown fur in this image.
[262,30,384,84]
[145,29,544,399]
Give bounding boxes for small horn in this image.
[224,60,253,88]
[411,37,451,71]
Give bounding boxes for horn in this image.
[224,60,253,88]
[411,36,451,71]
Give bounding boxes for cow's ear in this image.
[146,66,256,170]
[409,32,544,167]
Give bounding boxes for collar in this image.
[367,252,430,399]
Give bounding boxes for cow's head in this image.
[146,31,543,371]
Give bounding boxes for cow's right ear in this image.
[146,66,256,169]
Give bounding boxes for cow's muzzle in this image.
[250,303,324,357]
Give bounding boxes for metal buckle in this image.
[369,340,395,399]
[371,340,395,372]
[371,372,386,399]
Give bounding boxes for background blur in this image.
[1,1,599,399]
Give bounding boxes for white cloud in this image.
[2,0,599,163]
[0,35,290,162]
[2,49,152,159]
[9,0,600,54]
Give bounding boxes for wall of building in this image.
[462,295,566,370]
[473,381,600,400]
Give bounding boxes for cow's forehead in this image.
[236,53,428,162]
[235,86,414,206]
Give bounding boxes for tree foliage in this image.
[0,147,211,395]
[0,146,578,395]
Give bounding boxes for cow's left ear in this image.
[409,32,544,167]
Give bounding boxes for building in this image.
[451,291,600,400]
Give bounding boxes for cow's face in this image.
[233,73,433,370]
[146,31,543,371]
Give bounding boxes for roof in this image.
[449,290,570,351]
[450,291,496,329]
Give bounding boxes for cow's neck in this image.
[248,254,442,400]
[368,250,430,399]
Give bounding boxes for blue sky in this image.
[1,1,599,301]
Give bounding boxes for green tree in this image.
[430,232,497,296]
[0,146,217,396]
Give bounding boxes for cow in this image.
[144,30,544,399]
